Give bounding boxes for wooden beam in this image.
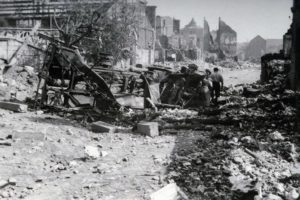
[0,101,28,112]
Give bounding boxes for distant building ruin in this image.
[180,18,203,60]
[202,18,237,60]
[245,35,267,62]
[216,18,237,58]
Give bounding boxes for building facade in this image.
[0,0,156,66]
[180,18,203,50]
[179,18,203,60]
[156,16,174,37]
[173,19,180,34]
[245,35,267,61]
[216,18,237,58]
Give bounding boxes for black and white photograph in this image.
[0,0,299,199]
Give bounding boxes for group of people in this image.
[159,64,224,108]
[199,67,224,107]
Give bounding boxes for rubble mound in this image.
[0,64,38,102]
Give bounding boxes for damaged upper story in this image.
[216,18,237,58]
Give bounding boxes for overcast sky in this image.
[147,0,293,43]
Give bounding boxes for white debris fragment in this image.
[150,183,188,200]
[24,66,34,76]
[269,131,284,141]
[84,146,100,159]
[66,129,74,135]
[285,188,299,200]
[100,151,108,157]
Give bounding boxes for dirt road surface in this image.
[222,67,261,87]
[0,110,176,200]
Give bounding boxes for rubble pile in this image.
[214,60,260,70]
[220,90,297,132]
[158,109,198,120]
[167,131,234,200]
[164,62,299,199]
[0,65,38,102]
[166,121,299,199]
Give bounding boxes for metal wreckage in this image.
[33,33,206,122]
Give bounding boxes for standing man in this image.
[210,67,224,104]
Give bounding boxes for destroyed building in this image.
[293,0,300,133]
[290,0,300,92]
[245,35,267,62]
[180,18,203,60]
[155,16,182,62]
[173,19,180,35]
[0,0,157,66]
[216,18,237,58]
[203,18,214,53]
[202,18,237,60]
[156,16,175,37]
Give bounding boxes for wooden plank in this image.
[0,101,27,112]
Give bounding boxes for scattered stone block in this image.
[66,128,74,135]
[233,157,243,164]
[137,122,159,137]
[13,131,45,141]
[270,131,285,141]
[285,188,299,200]
[266,194,283,200]
[0,180,9,189]
[84,145,100,159]
[275,183,285,193]
[100,151,108,157]
[150,183,188,200]
[0,191,9,198]
[8,177,17,185]
[91,121,116,133]
[241,136,254,143]
[0,101,27,112]
[69,161,78,167]
[35,110,44,115]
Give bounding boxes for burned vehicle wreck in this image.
[35,34,207,117]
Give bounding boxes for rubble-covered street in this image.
[0,0,299,200]
[0,109,176,200]
[0,61,299,200]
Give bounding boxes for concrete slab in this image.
[91,121,116,133]
[137,122,159,137]
[150,183,182,200]
[13,131,45,141]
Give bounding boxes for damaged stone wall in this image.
[0,29,47,69]
[290,0,300,91]
[156,16,174,37]
[217,18,237,58]
[180,18,203,50]
[291,0,300,132]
